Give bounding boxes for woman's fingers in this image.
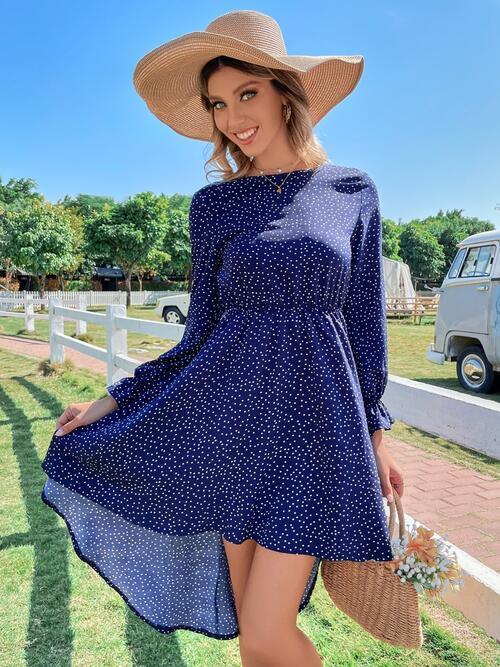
[55,416,81,436]
[55,407,74,430]
[54,404,84,436]
[381,476,394,504]
[53,400,108,437]
[389,469,405,498]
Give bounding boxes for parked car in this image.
[426,229,500,393]
[155,292,190,325]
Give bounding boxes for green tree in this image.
[424,208,495,274]
[59,193,117,220]
[164,192,191,215]
[0,211,18,288]
[398,222,446,288]
[0,177,46,288]
[159,208,192,280]
[381,217,402,261]
[5,200,78,297]
[0,176,43,210]
[133,204,193,288]
[84,192,170,306]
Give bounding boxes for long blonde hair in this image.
[198,56,329,183]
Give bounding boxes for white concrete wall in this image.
[384,375,500,460]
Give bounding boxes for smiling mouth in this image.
[234,126,258,140]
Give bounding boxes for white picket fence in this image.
[48,298,185,387]
[0,289,181,335]
[0,291,186,385]
[0,294,89,335]
[0,289,177,309]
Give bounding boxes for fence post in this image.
[106,304,128,386]
[75,294,87,336]
[25,294,35,332]
[49,297,65,363]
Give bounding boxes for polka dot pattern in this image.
[40,162,395,640]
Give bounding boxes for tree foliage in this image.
[84,191,171,306]
[2,200,78,296]
[398,222,447,287]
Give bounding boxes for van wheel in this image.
[163,307,186,324]
[456,345,496,393]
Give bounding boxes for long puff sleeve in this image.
[341,172,395,436]
[106,186,223,410]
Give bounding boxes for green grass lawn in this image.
[1,349,499,666]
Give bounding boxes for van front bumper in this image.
[426,342,445,365]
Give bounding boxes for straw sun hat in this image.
[132,9,364,141]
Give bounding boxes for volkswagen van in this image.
[426,229,500,393]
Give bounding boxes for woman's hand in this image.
[370,430,404,504]
[54,395,119,437]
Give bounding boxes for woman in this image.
[41,10,405,667]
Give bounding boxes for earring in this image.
[282,103,291,124]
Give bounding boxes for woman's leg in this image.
[222,535,258,620]
[237,543,323,667]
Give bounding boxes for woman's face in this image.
[207,66,288,158]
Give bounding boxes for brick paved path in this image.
[0,333,107,373]
[2,334,499,571]
[385,437,500,571]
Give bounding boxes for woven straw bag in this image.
[320,487,424,649]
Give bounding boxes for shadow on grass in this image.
[0,381,73,667]
[1,376,188,666]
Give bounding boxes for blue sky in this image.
[1,1,499,227]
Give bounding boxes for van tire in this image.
[162,306,186,325]
[456,345,496,394]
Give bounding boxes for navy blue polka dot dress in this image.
[40,161,396,640]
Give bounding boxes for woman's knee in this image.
[238,612,290,661]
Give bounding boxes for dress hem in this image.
[40,483,318,641]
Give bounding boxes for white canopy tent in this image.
[383,256,415,300]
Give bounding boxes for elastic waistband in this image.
[222,303,342,315]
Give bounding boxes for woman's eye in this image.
[241,89,257,101]
[211,89,257,110]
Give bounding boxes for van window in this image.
[448,247,467,278]
[459,245,496,278]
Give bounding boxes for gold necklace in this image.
[251,157,302,193]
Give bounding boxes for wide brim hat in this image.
[133,10,364,141]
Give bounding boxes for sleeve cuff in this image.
[106,376,137,411]
[365,398,395,436]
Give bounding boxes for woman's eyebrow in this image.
[208,80,261,101]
